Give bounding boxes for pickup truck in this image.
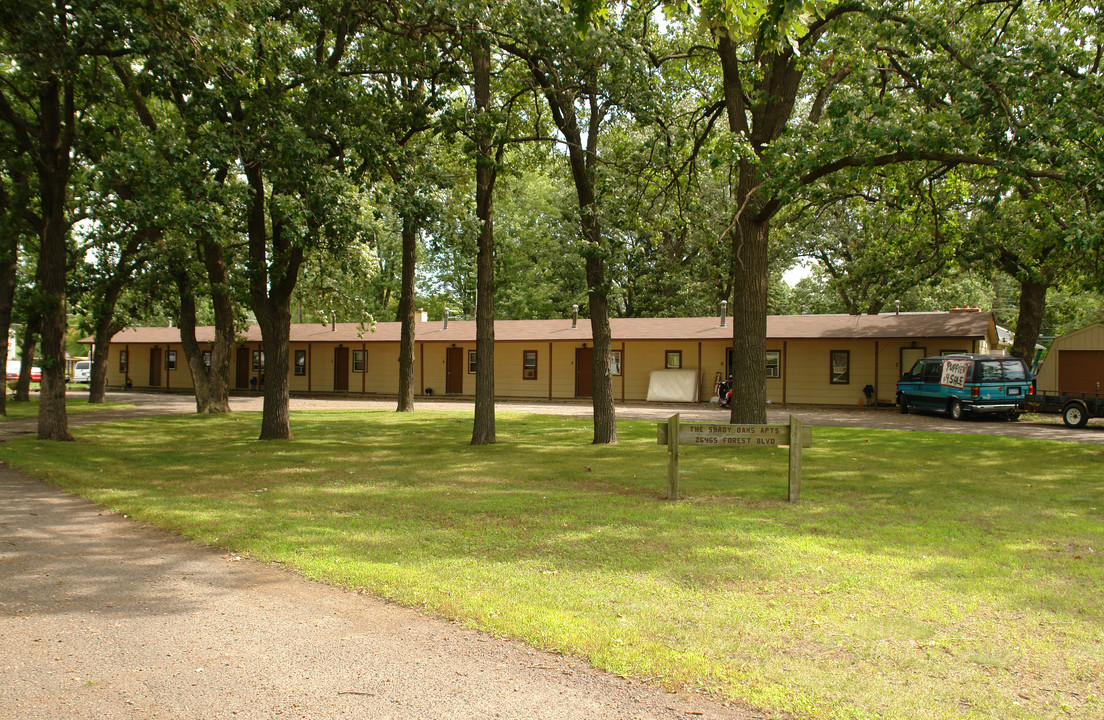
[1026,390,1104,428]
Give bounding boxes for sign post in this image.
[667,413,680,501]
[657,415,812,502]
[788,415,803,502]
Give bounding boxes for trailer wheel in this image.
[1062,402,1088,429]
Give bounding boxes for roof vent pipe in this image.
[895,300,900,316]
[572,304,578,329]
[443,307,449,330]
[720,300,728,328]
[331,311,336,331]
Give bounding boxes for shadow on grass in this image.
[10,410,1100,630]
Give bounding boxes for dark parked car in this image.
[897,354,1031,420]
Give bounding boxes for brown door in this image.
[446,347,464,394]
[576,347,594,397]
[1058,350,1104,394]
[149,348,162,387]
[236,347,251,389]
[334,347,349,392]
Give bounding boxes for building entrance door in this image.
[575,347,594,397]
[446,347,464,394]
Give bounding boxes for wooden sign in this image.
[657,414,811,502]
[657,422,812,448]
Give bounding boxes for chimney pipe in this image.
[895,300,900,316]
[443,307,449,330]
[331,311,336,331]
[572,304,578,329]
[720,300,728,328]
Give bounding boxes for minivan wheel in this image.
[898,395,909,414]
[1063,403,1088,428]
[949,399,964,421]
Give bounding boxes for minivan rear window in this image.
[977,359,1027,382]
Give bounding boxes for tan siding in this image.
[311,342,336,392]
[421,344,448,395]
[1034,323,1104,393]
[107,345,128,388]
[164,344,191,389]
[131,346,152,388]
[1035,350,1057,392]
[783,340,876,405]
[288,343,309,392]
[494,343,550,398]
[365,344,400,394]
[620,341,700,401]
[699,341,727,401]
[93,314,997,406]
[765,347,784,404]
[546,343,575,399]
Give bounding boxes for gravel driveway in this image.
[1,391,1099,719]
[0,469,762,720]
[2,390,1101,442]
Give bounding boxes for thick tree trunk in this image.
[0,245,15,417]
[1011,279,1048,362]
[244,164,301,440]
[175,270,210,412]
[175,240,234,413]
[86,276,128,404]
[515,47,617,443]
[202,240,235,412]
[31,73,73,440]
[255,302,292,439]
[396,214,417,412]
[585,248,617,444]
[88,324,114,404]
[15,317,37,402]
[36,181,72,439]
[729,192,770,425]
[548,104,616,441]
[717,36,799,426]
[471,41,496,446]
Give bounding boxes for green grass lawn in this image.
[2,410,1101,720]
[0,395,132,420]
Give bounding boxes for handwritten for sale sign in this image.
[940,359,970,389]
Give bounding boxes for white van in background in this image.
[72,360,92,383]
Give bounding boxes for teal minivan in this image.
[896,354,1032,420]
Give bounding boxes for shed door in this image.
[149,348,162,387]
[446,347,464,394]
[334,347,349,392]
[236,347,251,389]
[1058,350,1104,394]
[576,347,594,398]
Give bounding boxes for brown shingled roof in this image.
[93,311,994,345]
